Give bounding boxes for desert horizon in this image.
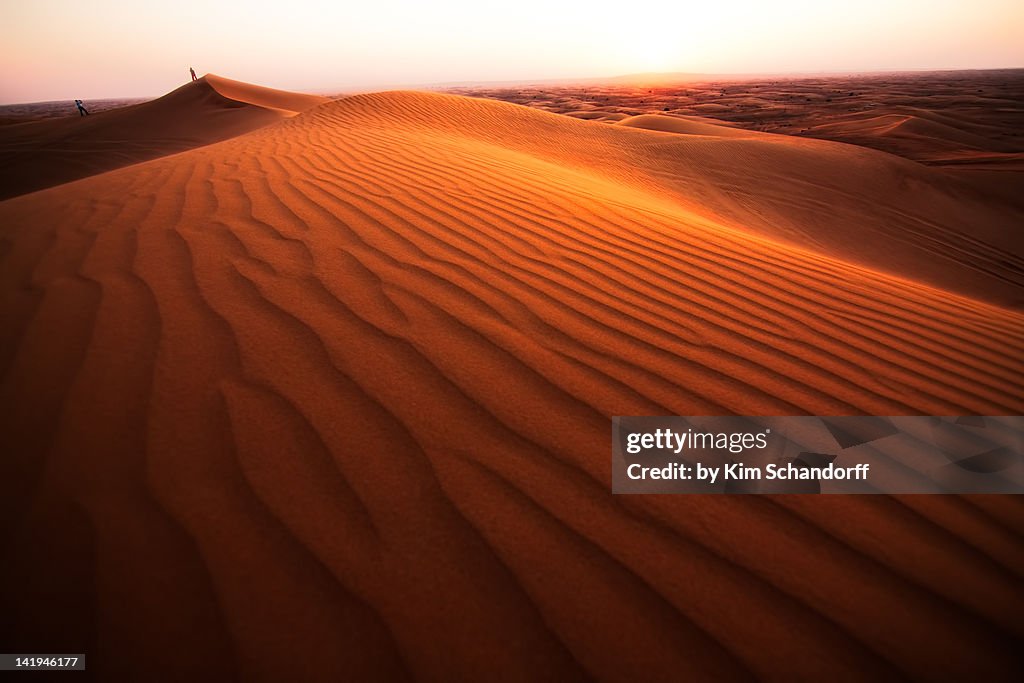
[4,0,1023,102]
[3,65,1024,106]
[2,1,1023,681]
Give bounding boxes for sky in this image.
[1,0,1022,103]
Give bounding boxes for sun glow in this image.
[1,0,1022,102]
[624,35,684,73]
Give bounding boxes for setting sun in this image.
[615,25,688,73]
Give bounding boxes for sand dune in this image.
[1,85,1023,680]
[805,110,1024,169]
[203,73,330,114]
[0,75,327,200]
[616,114,752,137]
[460,70,1024,175]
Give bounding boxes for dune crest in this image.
[204,73,329,116]
[0,76,327,200]
[1,85,1023,679]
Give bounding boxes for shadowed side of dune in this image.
[1,89,1023,680]
[611,107,1024,259]
[0,76,327,200]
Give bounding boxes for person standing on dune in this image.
[190,67,197,81]
[74,99,88,116]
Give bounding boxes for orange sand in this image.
[1,77,1022,680]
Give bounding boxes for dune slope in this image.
[204,73,330,114]
[1,89,1023,681]
[0,75,327,200]
[804,108,1024,167]
[616,113,752,137]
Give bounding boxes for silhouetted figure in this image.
[75,99,89,116]
[190,67,197,82]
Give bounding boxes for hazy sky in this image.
[2,0,1022,103]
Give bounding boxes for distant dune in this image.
[617,113,754,137]
[458,70,1024,174]
[806,109,1024,168]
[0,74,328,200]
[1,80,1023,680]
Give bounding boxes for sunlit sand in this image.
[1,71,1022,679]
